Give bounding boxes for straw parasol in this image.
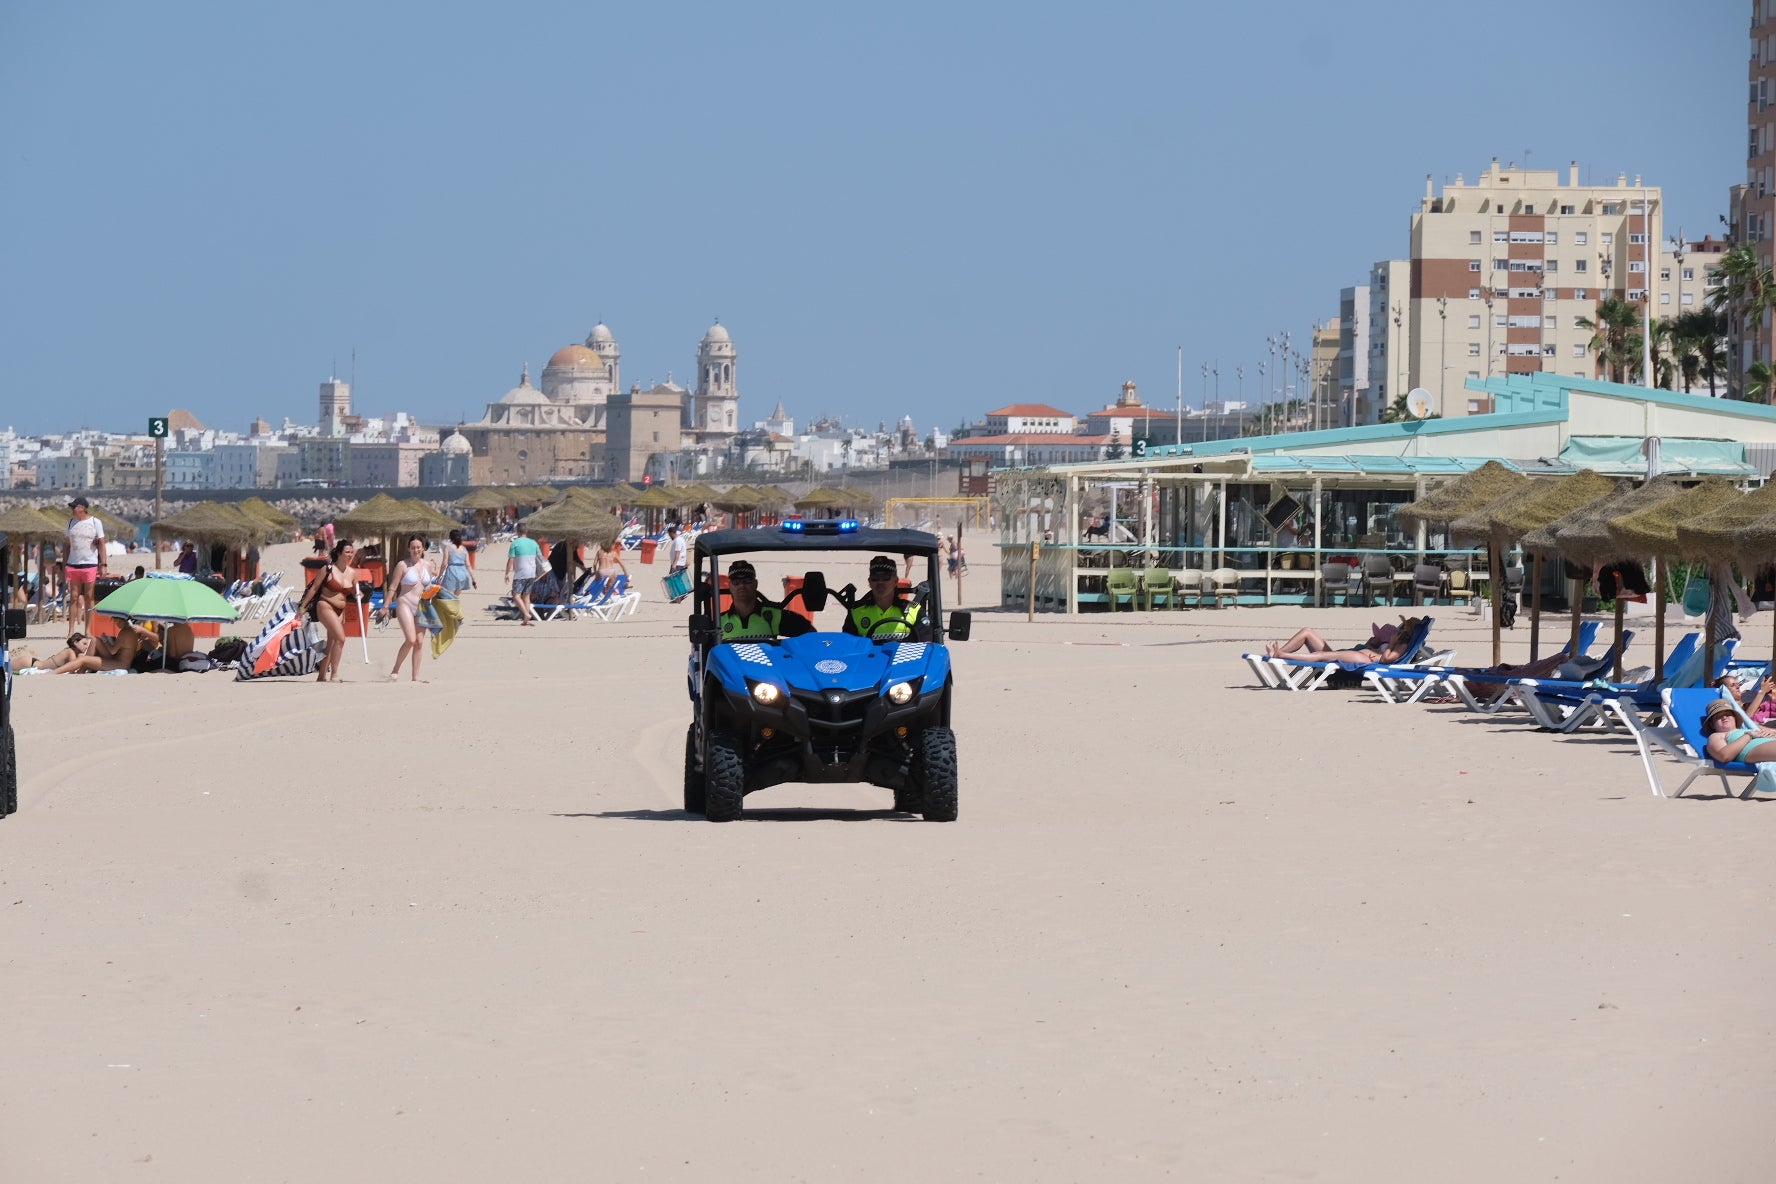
[793,487,847,512]
[0,505,64,617]
[748,484,789,508]
[1676,481,1776,673]
[840,486,879,508]
[238,496,299,532]
[333,493,426,540]
[152,501,266,547]
[1605,477,1743,678]
[611,483,642,501]
[629,486,680,509]
[522,499,622,543]
[1394,461,1531,530]
[1450,469,1619,662]
[455,488,512,512]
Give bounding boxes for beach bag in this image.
[1681,573,1712,617]
[209,637,248,665]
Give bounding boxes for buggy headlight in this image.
[886,680,916,705]
[750,681,782,705]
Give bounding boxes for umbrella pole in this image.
[1612,595,1626,682]
[1704,565,1720,687]
[1489,543,1502,667]
[357,588,370,664]
[1569,571,1583,657]
[1529,552,1543,661]
[1654,571,1668,683]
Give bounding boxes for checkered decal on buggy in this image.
[890,643,926,665]
[730,643,772,666]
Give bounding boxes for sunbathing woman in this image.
[1703,697,1776,763]
[26,633,93,670]
[1265,625,1414,664]
[55,621,154,674]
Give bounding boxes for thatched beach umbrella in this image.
[1606,477,1743,678]
[522,498,622,600]
[793,487,847,514]
[1676,480,1776,672]
[0,505,64,616]
[399,499,462,538]
[1396,461,1532,664]
[239,496,299,534]
[455,488,512,512]
[1453,469,1619,661]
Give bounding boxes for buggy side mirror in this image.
[687,613,717,646]
[801,570,828,612]
[3,608,24,642]
[947,610,972,641]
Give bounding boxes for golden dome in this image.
[546,344,603,370]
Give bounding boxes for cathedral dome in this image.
[547,344,603,370]
[499,365,548,405]
[441,430,471,455]
[587,323,616,347]
[701,322,731,345]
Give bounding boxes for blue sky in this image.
[0,1,1743,438]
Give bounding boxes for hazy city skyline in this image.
[0,1,1741,437]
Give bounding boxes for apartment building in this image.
[1365,260,1411,422]
[1337,286,1370,427]
[1409,160,1663,416]
[1750,0,1776,370]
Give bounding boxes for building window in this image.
[1628,288,1645,300]
[1574,259,1588,272]
[1660,293,1671,304]
[1630,233,1648,245]
[1468,400,1485,413]
[1545,288,1557,301]
[1575,288,1587,299]
[1602,203,1622,216]
[1560,204,1575,215]
[1468,287,1481,299]
[1467,343,1481,356]
[1493,258,1508,270]
[1682,292,1695,305]
[1572,344,1586,357]
[1682,267,1695,280]
[1468,314,1481,328]
[1602,232,1614,245]
[1544,259,1558,272]
[1542,344,1557,357]
[1494,230,1509,242]
[1495,315,1507,327]
[1575,231,1588,245]
[1469,259,1482,271]
[1524,205,1535,214]
[1629,260,1645,273]
[1470,230,1483,243]
[1543,316,1556,328]
[1660,267,1671,280]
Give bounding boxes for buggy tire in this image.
[917,726,958,822]
[682,724,705,815]
[704,728,746,822]
[0,723,15,819]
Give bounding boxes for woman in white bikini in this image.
[387,535,435,683]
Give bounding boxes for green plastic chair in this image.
[1140,567,1175,610]
[1105,567,1139,611]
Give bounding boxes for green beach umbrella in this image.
[94,574,239,624]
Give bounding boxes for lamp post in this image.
[1669,229,1687,392]
[1200,362,1209,442]
[1482,286,1496,380]
[1392,301,1405,409]
[1255,362,1266,436]
[1641,185,1654,390]
[1599,251,1615,380]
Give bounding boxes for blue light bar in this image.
[779,518,860,535]
[836,519,858,532]
[781,519,805,533]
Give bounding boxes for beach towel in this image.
[425,589,462,659]
[235,601,325,680]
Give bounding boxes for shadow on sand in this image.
[562,807,920,823]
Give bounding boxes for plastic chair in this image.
[1174,570,1205,609]
[1139,568,1174,610]
[1445,570,1476,608]
[1104,568,1139,612]
[1361,556,1394,606]
[1317,563,1354,607]
[1208,568,1241,608]
[1412,564,1443,605]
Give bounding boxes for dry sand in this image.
[3,539,1774,1181]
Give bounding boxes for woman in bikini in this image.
[1265,623,1415,664]
[26,632,93,670]
[300,539,359,683]
[387,534,435,683]
[55,620,155,674]
[1703,697,1776,763]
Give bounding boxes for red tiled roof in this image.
[984,404,1076,418]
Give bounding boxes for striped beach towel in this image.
[235,602,326,680]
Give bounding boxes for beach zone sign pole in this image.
[149,416,168,569]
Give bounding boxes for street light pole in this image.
[1176,346,1183,446]
[1642,185,1655,389]
[1436,296,1449,412]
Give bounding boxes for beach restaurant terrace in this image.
[994,373,1774,612]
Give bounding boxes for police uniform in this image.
[845,598,921,640]
[717,560,811,642]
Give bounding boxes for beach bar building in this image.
[995,375,1776,611]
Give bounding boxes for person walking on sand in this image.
[64,496,106,639]
[440,529,476,595]
[386,535,435,682]
[505,524,542,625]
[296,538,360,683]
[666,523,688,575]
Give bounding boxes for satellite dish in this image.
[1406,388,1434,419]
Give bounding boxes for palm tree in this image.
[1667,308,1727,394]
[1706,243,1776,399]
[1748,361,1776,403]
[1576,297,1645,383]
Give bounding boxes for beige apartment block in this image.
[1747,0,1776,371]
[1365,259,1410,422]
[1409,160,1663,416]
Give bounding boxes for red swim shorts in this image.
[65,564,98,584]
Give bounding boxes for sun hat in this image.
[1703,698,1739,724]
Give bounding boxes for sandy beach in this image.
[4,538,1774,1181]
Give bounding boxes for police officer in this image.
[844,555,928,641]
[719,559,812,642]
